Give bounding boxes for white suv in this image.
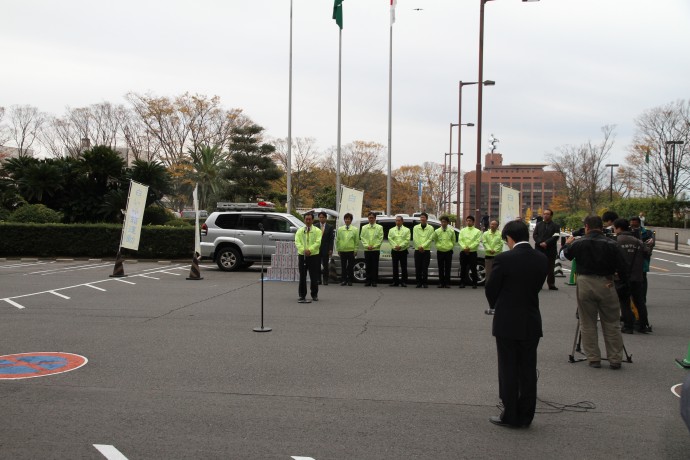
[200,211,305,271]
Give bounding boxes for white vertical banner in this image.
[120,180,149,251]
[192,184,201,255]
[498,185,520,230]
[338,186,364,228]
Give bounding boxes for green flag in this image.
[333,0,343,29]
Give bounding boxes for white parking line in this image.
[48,291,71,300]
[27,262,111,275]
[137,275,160,280]
[159,270,181,276]
[0,261,54,269]
[85,284,107,291]
[3,298,25,309]
[113,278,136,285]
[93,444,129,460]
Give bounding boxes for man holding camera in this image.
[561,215,628,369]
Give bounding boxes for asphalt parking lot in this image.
[1,254,690,459]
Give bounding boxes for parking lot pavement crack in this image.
[143,283,255,322]
[354,289,384,337]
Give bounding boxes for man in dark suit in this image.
[317,211,334,285]
[533,208,560,290]
[485,220,548,428]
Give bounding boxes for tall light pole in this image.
[458,80,491,220]
[448,121,475,216]
[604,163,619,201]
[475,0,539,223]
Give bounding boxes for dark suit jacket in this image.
[318,223,334,256]
[533,220,561,258]
[485,243,548,340]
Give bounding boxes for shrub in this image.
[8,204,63,223]
[143,205,173,225]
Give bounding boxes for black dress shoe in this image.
[472,285,477,289]
[347,282,352,286]
[489,416,517,428]
[459,284,465,289]
[311,296,319,302]
[389,283,399,287]
[340,281,347,286]
[423,284,428,288]
[400,283,407,287]
[548,285,558,290]
[416,284,422,288]
[323,281,328,286]
[365,283,371,287]
[372,283,377,287]
[437,285,444,288]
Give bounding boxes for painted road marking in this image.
[292,457,316,460]
[1,265,185,309]
[85,284,107,291]
[671,383,682,398]
[650,265,670,272]
[0,352,87,380]
[655,249,690,259]
[27,262,111,275]
[0,261,54,269]
[94,444,129,460]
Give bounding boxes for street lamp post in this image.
[448,121,474,216]
[458,80,489,220]
[604,163,619,201]
[475,0,539,223]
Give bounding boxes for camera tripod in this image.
[569,315,633,364]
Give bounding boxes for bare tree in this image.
[323,140,385,189]
[625,99,690,199]
[547,125,616,213]
[0,106,10,147]
[271,137,322,208]
[7,105,46,156]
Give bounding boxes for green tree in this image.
[189,145,228,210]
[224,125,281,201]
[312,185,337,209]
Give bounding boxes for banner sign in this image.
[121,180,149,250]
[338,186,364,228]
[498,185,520,229]
[193,184,201,255]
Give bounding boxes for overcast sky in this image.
[2,0,689,171]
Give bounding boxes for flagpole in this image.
[386,22,393,216]
[286,0,293,214]
[336,28,342,211]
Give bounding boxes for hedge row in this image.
[0,223,196,259]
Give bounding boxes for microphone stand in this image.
[253,222,272,332]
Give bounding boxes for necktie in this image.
[346,226,349,230]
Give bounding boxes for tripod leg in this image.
[569,319,580,363]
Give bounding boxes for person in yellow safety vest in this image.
[458,215,482,288]
[413,212,436,288]
[294,212,322,303]
[360,211,384,286]
[335,212,359,286]
[388,215,411,287]
[434,215,457,288]
[481,219,504,314]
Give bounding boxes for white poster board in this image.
[192,184,201,255]
[338,186,364,228]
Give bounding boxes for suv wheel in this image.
[352,259,367,283]
[216,246,242,272]
[472,262,487,285]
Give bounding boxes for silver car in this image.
[331,216,499,285]
[200,211,305,271]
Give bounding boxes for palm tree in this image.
[189,145,229,210]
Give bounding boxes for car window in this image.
[215,214,239,229]
[238,215,264,231]
[380,221,396,239]
[265,216,291,232]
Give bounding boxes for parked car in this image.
[200,211,305,271]
[331,216,503,285]
[174,210,208,219]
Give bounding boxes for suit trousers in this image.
[298,254,320,299]
[615,280,649,328]
[576,274,623,364]
[339,251,355,283]
[364,250,380,283]
[496,336,540,427]
[319,251,330,283]
[414,250,430,284]
[484,256,494,283]
[391,250,408,284]
[460,251,478,286]
[437,250,453,286]
[536,247,556,287]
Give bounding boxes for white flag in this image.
[390,0,397,25]
[121,180,149,251]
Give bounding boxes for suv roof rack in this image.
[216,201,276,212]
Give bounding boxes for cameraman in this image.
[613,218,651,334]
[560,215,628,369]
[630,216,654,304]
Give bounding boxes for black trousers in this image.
[391,250,408,284]
[536,247,556,287]
[298,254,320,299]
[364,250,380,283]
[414,250,431,284]
[319,251,330,283]
[496,336,540,427]
[460,251,478,286]
[339,251,355,283]
[437,250,453,286]
[616,280,650,328]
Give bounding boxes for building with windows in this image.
[462,153,563,221]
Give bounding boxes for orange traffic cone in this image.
[186,251,203,280]
[109,250,126,278]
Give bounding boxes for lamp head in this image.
[483,80,496,86]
